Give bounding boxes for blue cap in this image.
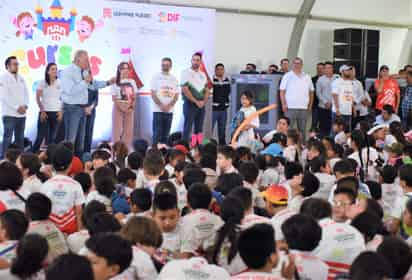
[261,143,283,157]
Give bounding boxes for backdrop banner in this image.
[0,0,216,143]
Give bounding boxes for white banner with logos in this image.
[0,0,216,143]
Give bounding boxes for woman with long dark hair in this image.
[212,196,246,275]
[32,63,62,152]
[111,62,137,148]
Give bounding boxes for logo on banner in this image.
[12,0,102,42]
[158,12,180,22]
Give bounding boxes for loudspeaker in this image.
[333,28,380,79]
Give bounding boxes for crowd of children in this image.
[2,111,412,280]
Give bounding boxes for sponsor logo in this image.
[181,15,203,22]
[158,12,180,22]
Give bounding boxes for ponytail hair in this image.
[212,197,244,265]
[19,153,48,182]
[11,234,48,278]
[351,130,370,182]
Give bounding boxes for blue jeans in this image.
[152,112,173,145]
[183,101,205,141]
[2,116,25,157]
[212,110,227,145]
[63,104,86,156]
[32,112,60,152]
[332,113,352,132]
[84,109,96,154]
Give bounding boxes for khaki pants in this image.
[112,103,134,147]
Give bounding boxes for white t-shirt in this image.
[21,176,43,194]
[241,213,272,229]
[312,173,336,200]
[111,79,138,101]
[231,271,282,280]
[181,68,208,101]
[348,147,379,181]
[216,236,247,275]
[314,218,365,275]
[170,178,187,211]
[161,221,183,253]
[40,174,85,233]
[279,71,314,109]
[334,131,347,145]
[118,246,158,280]
[150,72,179,113]
[331,78,354,115]
[290,250,328,280]
[381,183,404,218]
[0,72,30,118]
[237,106,259,148]
[180,209,223,254]
[0,188,30,212]
[0,240,18,263]
[271,208,296,241]
[158,257,230,280]
[37,79,62,112]
[66,229,89,254]
[85,190,111,210]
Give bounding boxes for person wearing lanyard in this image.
[0,56,29,158]
[60,50,115,157]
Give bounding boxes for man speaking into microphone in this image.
[60,50,115,157]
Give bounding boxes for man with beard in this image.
[181,53,210,146]
[0,56,29,157]
[150,57,179,145]
[331,65,355,131]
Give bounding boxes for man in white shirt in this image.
[352,67,371,126]
[332,65,355,131]
[0,56,29,157]
[280,57,314,140]
[181,53,210,146]
[151,57,179,145]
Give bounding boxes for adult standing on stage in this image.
[32,62,63,152]
[316,61,335,137]
[211,63,231,145]
[279,57,314,140]
[150,57,179,145]
[111,62,138,148]
[0,56,29,157]
[181,53,210,146]
[60,50,114,156]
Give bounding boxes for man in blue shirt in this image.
[60,50,115,156]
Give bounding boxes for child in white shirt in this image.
[233,223,296,280]
[120,216,161,280]
[281,214,328,280]
[152,192,183,258]
[237,91,260,148]
[40,144,85,234]
[170,161,188,211]
[180,183,223,258]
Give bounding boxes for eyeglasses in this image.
[332,200,352,207]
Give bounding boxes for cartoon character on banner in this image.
[76,15,104,42]
[14,12,37,40]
